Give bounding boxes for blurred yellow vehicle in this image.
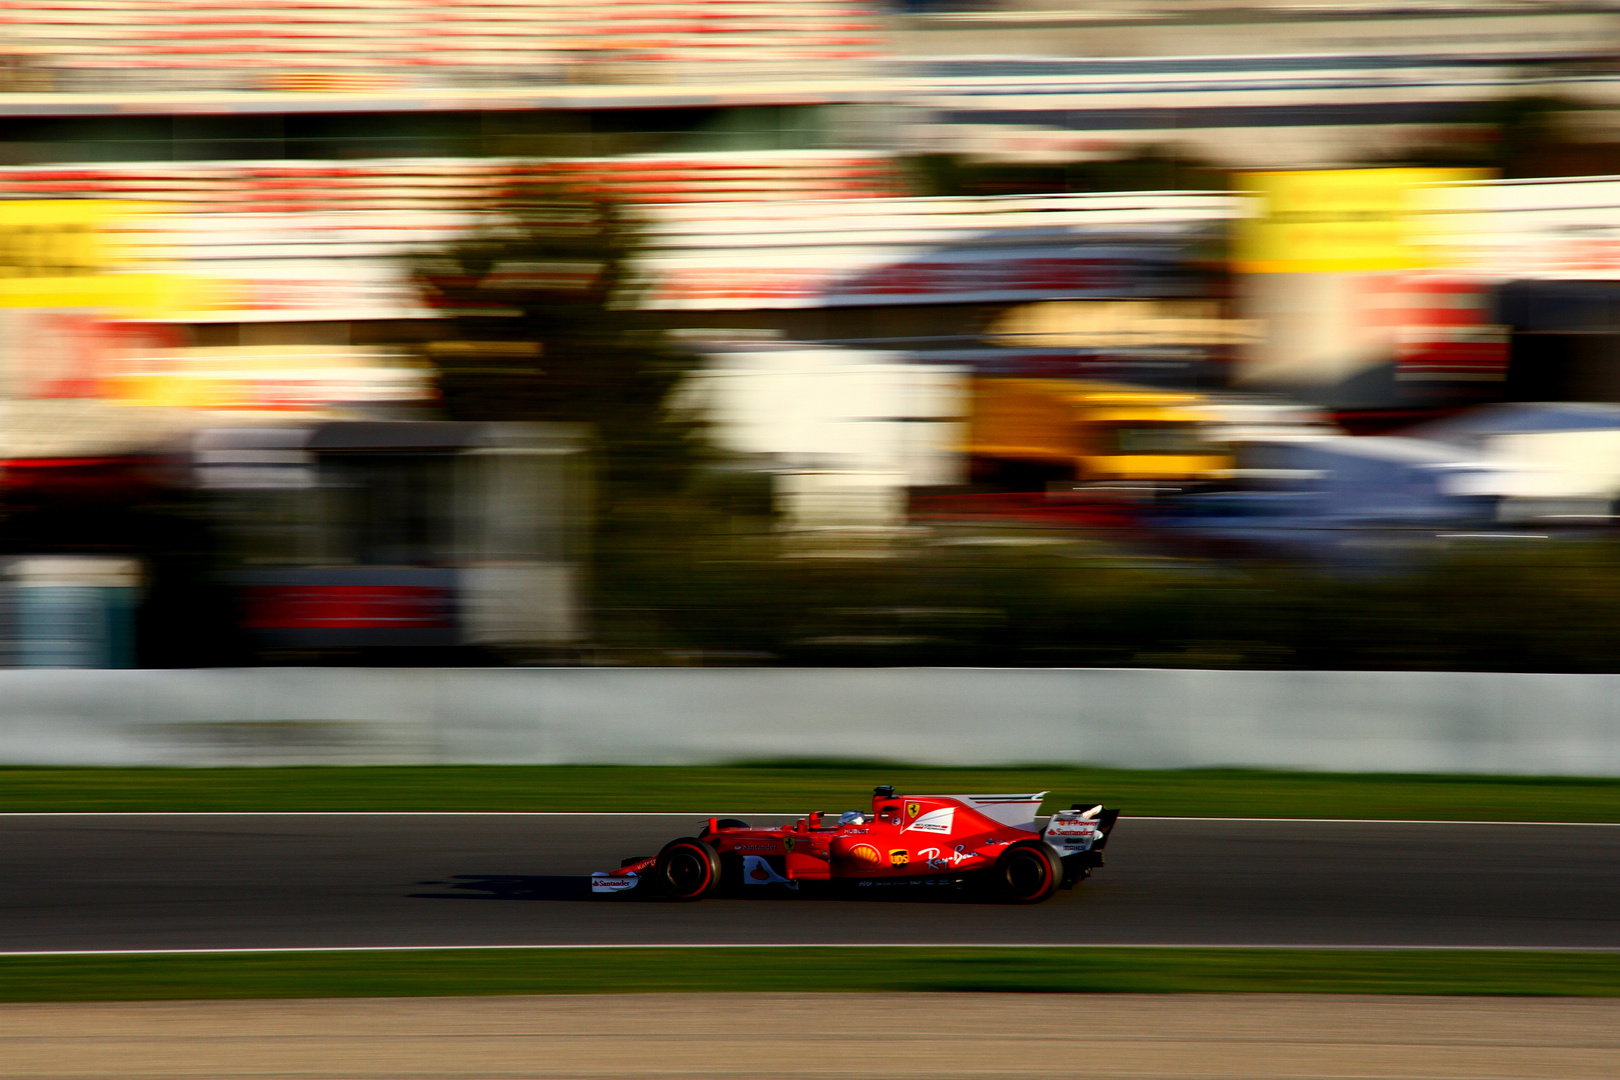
[967,378,1229,488]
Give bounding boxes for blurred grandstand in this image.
[0,0,887,91]
[891,2,1620,170]
[13,2,1620,668]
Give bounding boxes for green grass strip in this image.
[2,764,1619,821]
[0,947,1616,1002]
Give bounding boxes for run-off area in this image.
[2,993,1617,1080]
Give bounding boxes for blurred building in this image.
[0,2,903,663]
[0,197,588,665]
[202,421,589,658]
[1422,173,1620,403]
[892,1,1620,169]
[0,1,901,354]
[685,341,964,485]
[1,0,885,91]
[17,0,1620,652]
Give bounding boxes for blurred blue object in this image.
[1156,436,1501,564]
[8,557,140,669]
[1281,437,1495,524]
[1411,403,1620,450]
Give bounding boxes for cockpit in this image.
[806,810,868,830]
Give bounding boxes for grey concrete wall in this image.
[0,667,1617,775]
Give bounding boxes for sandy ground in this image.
[0,992,1615,1079]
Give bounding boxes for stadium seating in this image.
[0,151,903,209]
[0,0,886,90]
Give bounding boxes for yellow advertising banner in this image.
[1234,168,1487,274]
[0,199,147,275]
[0,199,201,317]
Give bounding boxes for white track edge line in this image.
[2,943,1618,958]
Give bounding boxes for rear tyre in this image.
[994,841,1062,904]
[655,837,721,901]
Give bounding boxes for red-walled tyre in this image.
[994,841,1063,904]
[655,837,721,901]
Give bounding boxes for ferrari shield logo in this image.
[906,802,920,818]
[889,848,909,867]
[784,836,795,853]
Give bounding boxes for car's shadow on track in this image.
[409,875,1027,905]
[409,875,592,902]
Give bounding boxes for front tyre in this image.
[655,837,721,901]
[994,841,1063,904]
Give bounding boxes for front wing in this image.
[591,854,656,894]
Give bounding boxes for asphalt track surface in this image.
[1,814,1617,952]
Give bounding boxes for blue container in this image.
[9,558,141,668]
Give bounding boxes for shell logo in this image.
[848,844,883,867]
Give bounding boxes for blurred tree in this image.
[414,177,788,660]
[413,177,704,506]
[1369,95,1620,178]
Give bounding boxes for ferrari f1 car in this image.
[591,787,1118,904]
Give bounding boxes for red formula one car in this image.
[591,786,1119,904]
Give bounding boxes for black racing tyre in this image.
[994,841,1063,904]
[655,837,722,901]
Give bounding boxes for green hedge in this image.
[2,764,1617,820]
[1,947,1615,1002]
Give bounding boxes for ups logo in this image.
[889,848,909,867]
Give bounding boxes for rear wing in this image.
[1043,803,1120,855]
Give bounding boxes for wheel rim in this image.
[1004,849,1049,898]
[664,847,710,895]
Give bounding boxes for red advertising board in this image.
[242,585,453,631]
